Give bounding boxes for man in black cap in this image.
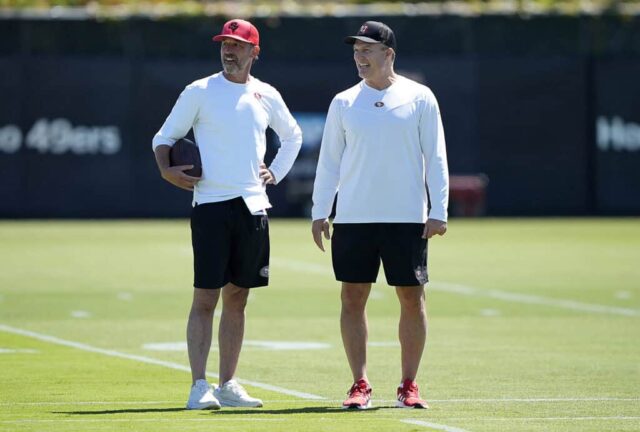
[311,21,449,409]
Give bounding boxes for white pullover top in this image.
[312,75,449,223]
[153,72,302,213]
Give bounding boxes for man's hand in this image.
[154,144,200,191]
[312,218,331,252]
[160,165,201,191]
[259,163,276,185]
[422,219,447,239]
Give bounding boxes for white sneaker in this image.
[186,379,221,410]
[214,379,263,407]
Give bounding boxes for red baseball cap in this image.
[212,19,260,46]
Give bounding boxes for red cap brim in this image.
[212,34,255,45]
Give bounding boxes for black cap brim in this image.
[344,36,384,45]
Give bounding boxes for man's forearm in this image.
[154,145,171,171]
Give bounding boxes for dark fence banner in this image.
[0,16,639,217]
[0,58,132,217]
[594,60,640,214]
[476,57,589,215]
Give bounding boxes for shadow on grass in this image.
[214,406,383,415]
[55,406,383,415]
[54,408,186,415]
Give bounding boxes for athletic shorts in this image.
[190,198,269,289]
[331,223,428,286]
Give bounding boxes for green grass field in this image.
[0,218,639,432]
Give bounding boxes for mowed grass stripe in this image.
[1,418,284,423]
[0,324,324,400]
[1,219,639,432]
[402,419,471,432]
[3,397,638,406]
[272,258,640,316]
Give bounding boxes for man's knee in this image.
[341,283,370,312]
[222,283,249,311]
[191,288,220,314]
[396,286,425,314]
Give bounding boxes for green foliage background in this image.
[1,0,638,16]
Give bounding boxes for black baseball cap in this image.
[344,21,397,50]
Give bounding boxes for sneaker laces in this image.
[194,380,210,391]
[224,380,248,396]
[401,381,420,399]
[347,380,370,398]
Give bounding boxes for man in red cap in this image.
[152,19,302,410]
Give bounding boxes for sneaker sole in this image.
[186,402,221,410]
[217,400,263,408]
[342,400,372,410]
[395,400,429,409]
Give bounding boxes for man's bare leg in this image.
[187,288,221,383]
[218,283,249,384]
[396,285,427,381]
[341,282,371,382]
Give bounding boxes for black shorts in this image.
[331,223,428,286]
[190,198,269,289]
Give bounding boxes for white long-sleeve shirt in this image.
[312,75,449,223]
[153,72,302,213]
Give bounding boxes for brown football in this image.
[169,138,202,177]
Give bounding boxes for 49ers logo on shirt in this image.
[229,21,239,32]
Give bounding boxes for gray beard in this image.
[222,63,240,74]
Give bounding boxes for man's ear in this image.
[252,45,261,59]
[387,47,396,61]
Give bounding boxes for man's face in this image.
[220,38,258,75]
[353,40,390,79]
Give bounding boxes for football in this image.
[169,138,202,177]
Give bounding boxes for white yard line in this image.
[400,419,471,432]
[305,397,640,403]
[509,416,640,421]
[0,324,325,400]
[238,377,323,400]
[434,281,640,317]
[273,258,640,317]
[429,397,640,403]
[376,397,640,404]
[444,416,640,421]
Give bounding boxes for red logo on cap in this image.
[213,19,260,45]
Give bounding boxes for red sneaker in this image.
[396,379,429,409]
[342,379,372,409]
